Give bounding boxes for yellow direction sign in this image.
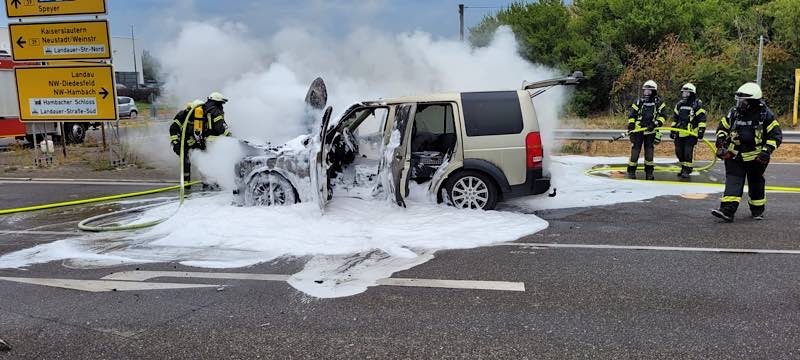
[5,0,107,18]
[9,20,111,61]
[15,65,118,122]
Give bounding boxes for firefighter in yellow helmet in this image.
[200,91,231,142]
[626,80,667,180]
[712,82,782,222]
[669,83,707,178]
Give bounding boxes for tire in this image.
[444,170,499,210]
[129,110,138,119]
[65,123,86,144]
[244,172,298,207]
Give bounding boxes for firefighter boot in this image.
[645,165,655,181]
[626,165,637,179]
[711,209,734,222]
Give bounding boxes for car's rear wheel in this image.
[244,172,297,206]
[445,171,498,210]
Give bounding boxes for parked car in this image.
[233,72,583,210]
[117,96,139,119]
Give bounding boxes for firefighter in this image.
[627,80,667,180]
[669,83,707,178]
[169,99,203,182]
[200,91,231,142]
[711,82,782,222]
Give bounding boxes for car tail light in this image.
[526,131,543,169]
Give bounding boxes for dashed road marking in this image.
[0,276,218,292]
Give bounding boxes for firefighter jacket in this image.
[716,103,782,162]
[201,102,231,141]
[169,107,200,149]
[670,98,707,138]
[628,97,667,135]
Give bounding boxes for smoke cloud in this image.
[153,22,568,186]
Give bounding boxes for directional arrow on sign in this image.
[99,87,109,99]
[16,37,26,49]
[11,0,21,9]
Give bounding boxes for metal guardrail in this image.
[555,129,800,144]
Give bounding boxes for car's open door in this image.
[385,103,416,207]
[312,106,333,211]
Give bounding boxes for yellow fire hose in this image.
[0,117,198,231]
[585,126,800,193]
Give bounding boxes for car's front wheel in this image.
[129,110,138,119]
[445,171,498,210]
[244,172,297,206]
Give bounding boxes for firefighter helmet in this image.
[642,80,658,91]
[681,83,696,94]
[208,92,228,103]
[735,82,762,100]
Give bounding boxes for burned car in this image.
[233,73,583,210]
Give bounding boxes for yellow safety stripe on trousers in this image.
[767,120,780,133]
[628,162,637,166]
[721,196,742,203]
[644,161,655,166]
[681,162,693,167]
[748,198,767,206]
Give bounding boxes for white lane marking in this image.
[102,271,291,282]
[498,242,800,255]
[0,230,79,236]
[0,277,218,292]
[376,278,525,292]
[103,271,524,292]
[0,180,173,186]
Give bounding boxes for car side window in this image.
[461,91,523,136]
[411,103,456,153]
[354,108,388,160]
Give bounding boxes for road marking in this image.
[102,271,525,292]
[102,271,291,282]
[0,230,79,236]
[376,278,525,291]
[0,180,174,187]
[0,277,218,292]
[499,242,800,255]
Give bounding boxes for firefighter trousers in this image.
[182,151,192,183]
[674,136,697,172]
[628,133,655,174]
[720,158,767,215]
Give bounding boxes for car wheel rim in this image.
[252,176,288,206]
[451,176,489,209]
[130,111,137,119]
[71,125,84,140]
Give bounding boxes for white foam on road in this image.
[506,156,722,212]
[0,156,723,297]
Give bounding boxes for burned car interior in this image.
[325,102,457,198]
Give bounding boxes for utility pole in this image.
[459,4,465,42]
[756,35,764,86]
[131,25,139,88]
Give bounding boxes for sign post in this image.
[794,69,799,128]
[14,65,118,122]
[5,0,107,18]
[9,20,111,61]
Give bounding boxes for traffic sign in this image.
[5,0,107,18]
[9,20,111,61]
[14,65,118,121]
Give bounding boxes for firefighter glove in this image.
[716,147,732,160]
[697,129,705,139]
[670,131,677,139]
[627,123,635,131]
[755,151,770,165]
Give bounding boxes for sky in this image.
[3,0,527,50]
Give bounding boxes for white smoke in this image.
[155,22,568,185]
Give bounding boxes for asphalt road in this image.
[1,168,800,359]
